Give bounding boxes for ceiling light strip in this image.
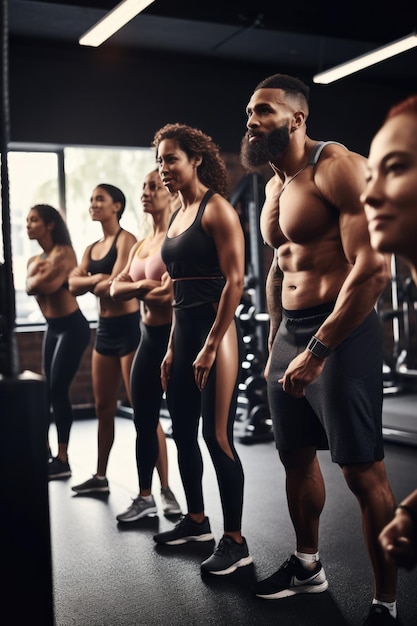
[313,32,417,84]
[79,0,155,47]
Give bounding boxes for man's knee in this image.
[342,460,388,496]
[279,447,318,473]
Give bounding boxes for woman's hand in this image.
[69,266,87,278]
[161,347,174,392]
[193,344,216,391]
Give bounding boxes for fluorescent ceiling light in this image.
[79,0,155,47]
[313,32,417,84]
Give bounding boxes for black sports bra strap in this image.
[89,227,123,257]
[114,227,123,243]
[196,189,215,219]
[167,189,215,228]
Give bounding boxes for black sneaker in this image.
[48,457,71,479]
[153,515,214,545]
[362,605,400,625]
[253,554,328,599]
[201,536,253,575]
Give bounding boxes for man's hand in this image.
[279,350,326,397]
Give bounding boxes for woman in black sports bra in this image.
[151,123,253,576]
[69,184,140,495]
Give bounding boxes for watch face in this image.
[307,336,330,358]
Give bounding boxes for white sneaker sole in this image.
[256,579,329,599]
[72,486,109,493]
[163,507,182,515]
[203,555,254,576]
[49,472,72,479]
[162,532,215,546]
[117,506,158,522]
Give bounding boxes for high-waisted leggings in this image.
[130,321,171,491]
[166,303,245,532]
[43,309,90,444]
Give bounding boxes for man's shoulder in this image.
[314,142,366,184]
[313,142,367,205]
[315,140,364,163]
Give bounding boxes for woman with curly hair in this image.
[151,123,253,576]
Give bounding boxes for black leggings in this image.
[166,303,244,532]
[43,309,90,445]
[130,322,171,491]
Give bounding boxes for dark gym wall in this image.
[9,38,412,157]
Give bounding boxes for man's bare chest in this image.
[278,186,337,244]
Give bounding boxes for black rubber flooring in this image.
[48,411,417,626]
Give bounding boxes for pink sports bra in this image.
[129,241,167,282]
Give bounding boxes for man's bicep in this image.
[339,208,374,265]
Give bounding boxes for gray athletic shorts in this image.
[267,302,385,465]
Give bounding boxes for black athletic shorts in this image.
[94,311,141,357]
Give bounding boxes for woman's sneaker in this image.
[253,554,328,599]
[48,457,71,479]
[153,515,214,545]
[71,475,110,494]
[160,487,182,515]
[116,495,157,522]
[201,536,253,575]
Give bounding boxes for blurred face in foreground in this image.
[362,112,417,278]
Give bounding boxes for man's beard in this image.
[240,125,290,169]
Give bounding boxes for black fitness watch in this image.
[307,335,331,359]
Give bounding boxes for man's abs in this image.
[281,266,350,310]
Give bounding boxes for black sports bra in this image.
[87,228,123,275]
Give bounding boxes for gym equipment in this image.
[230,173,275,444]
[234,284,274,444]
[376,255,417,394]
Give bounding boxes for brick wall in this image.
[16,327,96,408]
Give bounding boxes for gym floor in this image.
[48,394,417,626]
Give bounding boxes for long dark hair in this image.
[31,204,72,246]
[152,123,228,198]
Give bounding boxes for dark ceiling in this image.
[8,0,417,87]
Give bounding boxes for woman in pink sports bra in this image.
[110,170,181,521]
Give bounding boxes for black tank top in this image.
[161,189,225,309]
[87,228,122,275]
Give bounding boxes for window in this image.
[8,149,61,325]
[7,144,156,325]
